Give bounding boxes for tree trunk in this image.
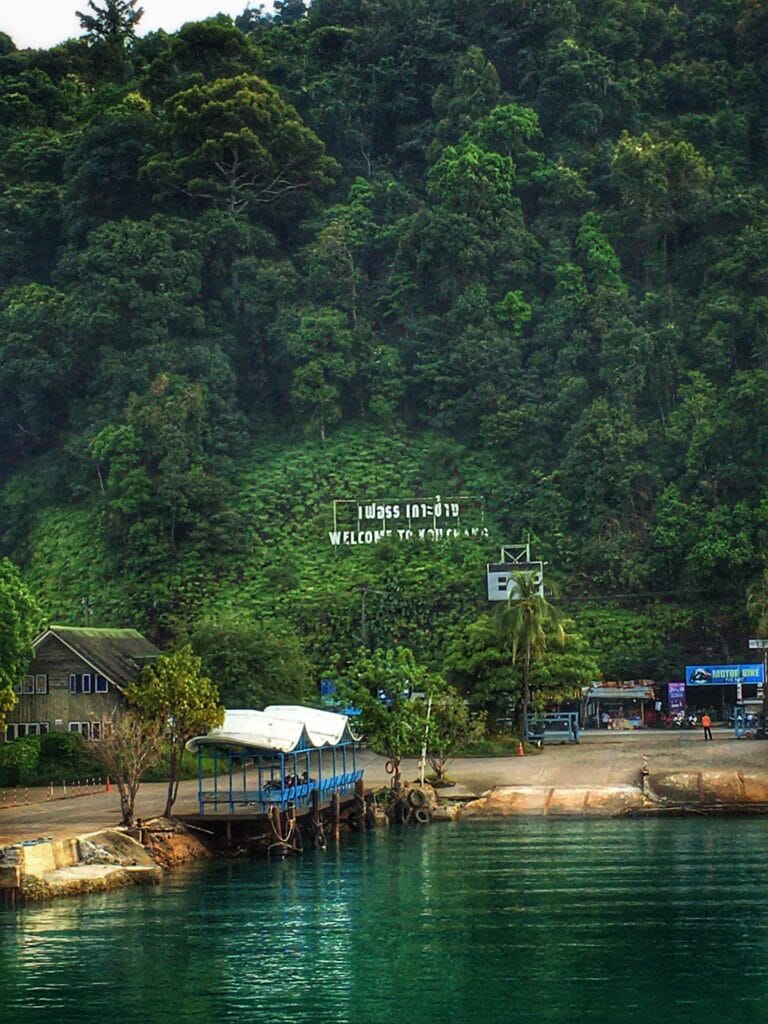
[521,638,531,741]
[118,782,135,827]
[430,754,447,783]
[391,755,402,794]
[164,745,178,817]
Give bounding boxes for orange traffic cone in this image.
[517,740,525,757]
[105,776,111,792]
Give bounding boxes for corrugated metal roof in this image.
[587,686,655,700]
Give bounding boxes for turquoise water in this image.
[2,819,768,1024]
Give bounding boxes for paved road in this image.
[392,727,768,795]
[1,728,764,846]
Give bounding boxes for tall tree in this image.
[143,74,338,215]
[498,573,565,736]
[747,569,768,637]
[338,646,435,792]
[421,687,484,783]
[191,615,313,709]
[89,712,163,826]
[129,645,223,816]
[0,559,41,729]
[278,306,357,439]
[77,0,144,46]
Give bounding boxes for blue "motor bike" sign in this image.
[685,664,765,685]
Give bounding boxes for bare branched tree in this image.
[89,713,163,827]
[76,0,144,45]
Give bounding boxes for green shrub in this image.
[0,735,42,786]
[0,732,103,787]
[36,732,101,785]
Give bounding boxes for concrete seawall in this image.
[0,829,163,902]
[459,771,768,818]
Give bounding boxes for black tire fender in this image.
[407,788,426,809]
[394,798,410,825]
[414,808,431,825]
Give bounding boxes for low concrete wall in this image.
[461,785,645,818]
[0,829,162,902]
[459,771,768,819]
[18,837,80,877]
[647,771,768,807]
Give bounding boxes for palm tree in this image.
[747,568,768,636]
[498,572,565,736]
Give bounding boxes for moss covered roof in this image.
[35,626,160,691]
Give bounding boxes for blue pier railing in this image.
[196,740,361,815]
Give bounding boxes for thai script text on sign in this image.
[356,500,460,521]
[329,496,487,546]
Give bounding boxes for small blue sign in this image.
[685,664,765,685]
[319,678,362,716]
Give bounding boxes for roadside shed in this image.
[584,684,655,730]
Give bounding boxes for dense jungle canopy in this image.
[2,0,768,705]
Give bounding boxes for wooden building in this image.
[4,625,160,743]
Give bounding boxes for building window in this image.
[3,723,48,742]
[82,673,92,694]
[22,676,35,695]
[91,722,101,740]
[35,674,48,694]
[68,722,90,738]
[12,680,22,694]
[69,674,78,694]
[95,675,108,693]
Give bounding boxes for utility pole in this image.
[748,638,768,729]
[419,695,433,788]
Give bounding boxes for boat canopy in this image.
[264,705,351,746]
[185,706,355,755]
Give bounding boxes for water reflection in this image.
[2,820,768,1024]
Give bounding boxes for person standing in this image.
[702,712,713,741]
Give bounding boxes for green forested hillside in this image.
[2,0,768,691]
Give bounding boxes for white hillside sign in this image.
[329,496,487,546]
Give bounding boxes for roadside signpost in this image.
[749,640,768,711]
